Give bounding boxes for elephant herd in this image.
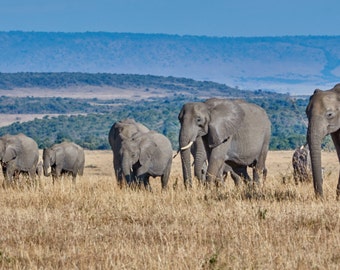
[1,84,340,199]
[0,133,85,187]
[110,85,340,200]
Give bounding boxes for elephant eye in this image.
[326,110,335,119]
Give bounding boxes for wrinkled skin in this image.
[0,133,39,188]
[292,144,312,184]
[178,98,271,188]
[190,139,250,186]
[108,118,149,187]
[121,131,173,191]
[306,83,340,199]
[43,142,85,184]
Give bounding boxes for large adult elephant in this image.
[121,130,173,191]
[108,118,149,187]
[0,133,39,187]
[178,98,271,188]
[42,141,85,184]
[306,83,340,199]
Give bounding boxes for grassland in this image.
[0,150,339,269]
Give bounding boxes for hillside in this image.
[0,32,339,94]
[0,72,320,151]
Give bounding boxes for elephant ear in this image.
[49,148,61,165]
[3,145,17,163]
[50,150,56,164]
[54,147,66,165]
[333,84,340,99]
[207,100,245,148]
[139,137,157,169]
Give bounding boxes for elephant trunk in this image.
[43,166,51,177]
[193,137,207,182]
[180,147,192,188]
[122,157,134,186]
[179,132,193,188]
[307,118,325,198]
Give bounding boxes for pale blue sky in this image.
[1,0,339,37]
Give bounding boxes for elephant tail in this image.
[173,149,180,159]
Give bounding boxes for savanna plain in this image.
[0,150,339,270]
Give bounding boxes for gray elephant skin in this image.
[108,118,149,187]
[178,98,271,188]
[292,144,311,184]
[43,141,85,183]
[190,138,250,186]
[306,83,340,199]
[121,130,173,191]
[0,133,39,187]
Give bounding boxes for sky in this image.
[1,0,340,37]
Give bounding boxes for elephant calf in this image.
[121,130,173,191]
[43,142,85,184]
[108,118,150,187]
[0,133,39,188]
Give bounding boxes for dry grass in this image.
[0,150,339,269]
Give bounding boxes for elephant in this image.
[292,144,312,184]
[121,130,173,191]
[190,138,250,186]
[108,118,149,187]
[14,160,43,181]
[0,133,39,187]
[178,98,271,188]
[306,83,340,199]
[42,141,85,184]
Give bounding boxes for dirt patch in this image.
[0,86,171,100]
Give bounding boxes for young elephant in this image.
[43,142,85,184]
[0,133,39,187]
[108,118,150,187]
[121,131,173,191]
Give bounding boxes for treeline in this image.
[0,94,314,150]
[0,72,324,151]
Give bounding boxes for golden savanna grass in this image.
[0,150,339,269]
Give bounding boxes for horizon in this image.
[1,30,340,39]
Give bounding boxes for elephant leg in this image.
[51,167,57,184]
[5,165,15,186]
[72,172,77,184]
[230,171,241,186]
[252,166,260,183]
[262,167,268,183]
[28,168,37,189]
[161,163,171,190]
[141,175,152,192]
[56,167,63,179]
[207,157,225,185]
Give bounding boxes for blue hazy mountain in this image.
[0,31,339,95]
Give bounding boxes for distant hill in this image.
[0,32,339,95]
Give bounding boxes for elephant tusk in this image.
[181,141,193,151]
